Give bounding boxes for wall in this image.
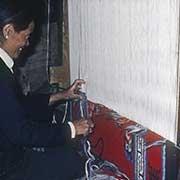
[18,0,65,93]
[68,0,180,143]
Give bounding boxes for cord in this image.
[46,0,51,82]
[62,101,68,123]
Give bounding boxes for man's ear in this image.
[2,24,16,39]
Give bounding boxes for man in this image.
[0,0,93,179]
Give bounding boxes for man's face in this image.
[8,21,35,59]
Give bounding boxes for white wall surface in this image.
[68,0,180,143]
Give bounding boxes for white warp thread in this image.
[68,0,180,143]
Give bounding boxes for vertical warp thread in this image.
[68,0,179,143]
[46,0,51,82]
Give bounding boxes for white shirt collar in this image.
[0,48,14,73]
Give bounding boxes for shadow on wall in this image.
[15,0,63,93]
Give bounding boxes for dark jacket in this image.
[0,59,71,177]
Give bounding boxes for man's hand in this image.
[49,79,85,104]
[73,119,94,136]
[63,79,85,100]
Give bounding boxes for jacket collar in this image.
[0,48,14,73]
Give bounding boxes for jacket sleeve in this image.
[0,82,72,148]
[21,93,54,123]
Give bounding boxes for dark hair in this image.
[0,0,34,32]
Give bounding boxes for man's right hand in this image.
[73,119,94,136]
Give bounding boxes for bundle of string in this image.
[78,91,95,179]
